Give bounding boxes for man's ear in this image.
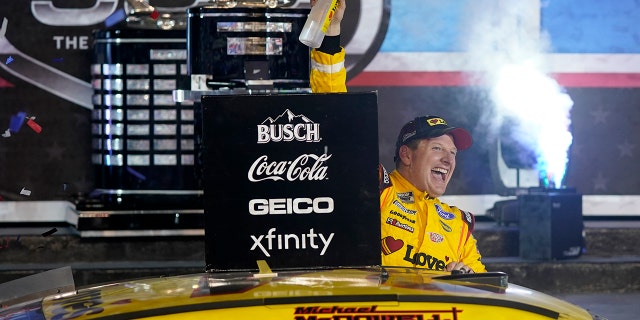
[398,144,411,165]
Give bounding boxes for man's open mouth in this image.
[432,167,448,181]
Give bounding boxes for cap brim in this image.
[446,127,473,151]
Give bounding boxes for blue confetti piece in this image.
[9,111,26,133]
[5,56,13,65]
[105,8,126,28]
[126,166,147,180]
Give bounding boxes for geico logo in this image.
[249,197,334,215]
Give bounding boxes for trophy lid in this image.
[124,0,299,30]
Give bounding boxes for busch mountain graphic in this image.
[258,109,321,143]
[262,109,315,126]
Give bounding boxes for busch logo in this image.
[257,109,321,143]
[248,154,331,182]
[257,123,320,143]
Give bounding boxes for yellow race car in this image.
[0,263,604,320]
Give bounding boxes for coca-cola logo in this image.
[248,153,331,182]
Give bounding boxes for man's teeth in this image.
[432,168,448,174]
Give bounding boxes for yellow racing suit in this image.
[379,166,487,273]
[310,43,485,272]
[310,48,347,93]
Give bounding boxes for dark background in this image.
[1,0,639,203]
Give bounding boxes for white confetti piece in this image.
[20,187,31,196]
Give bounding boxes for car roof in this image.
[0,267,592,320]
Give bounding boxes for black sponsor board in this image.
[201,92,380,271]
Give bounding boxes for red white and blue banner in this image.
[349,0,640,88]
[0,0,639,216]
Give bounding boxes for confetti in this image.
[19,187,31,196]
[53,57,64,63]
[26,117,42,133]
[1,129,9,138]
[9,111,26,132]
[105,8,126,28]
[5,56,13,65]
[150,10,160,20]
[41,228,58,237]
[126,166,147,180]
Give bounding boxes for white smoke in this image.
[460,0,573,187]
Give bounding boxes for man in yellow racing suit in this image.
[381,118,486,273]
[309,0,485,273]
[379,117,486,273]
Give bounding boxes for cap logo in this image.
[401,131,416,143]
[427,118,447,126]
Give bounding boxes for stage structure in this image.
[75,1,314,237]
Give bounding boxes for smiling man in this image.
[306,0,485,273]
[379,116,487,273]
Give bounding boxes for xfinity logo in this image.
[250,227,334,257]
[248,153,331,182]
[257,109,321,143]
[249,197,334,215]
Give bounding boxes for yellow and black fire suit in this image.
[310,41,485,273]
[310,47,347,93]
[379,166,486,272]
